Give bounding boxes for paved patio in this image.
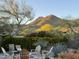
[0,53,7,59]
[0,53,20,59]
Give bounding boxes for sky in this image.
[27,0,79,18]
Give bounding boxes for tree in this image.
[0,0,33,35]
[0,17,13,35]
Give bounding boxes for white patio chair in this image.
[1,47,9,56]
[29,45,42,59]
[15,45,22,59]
[1,47,14,59]
[35,45,41,53]
[15,45,22,52]
[30,45,41,54]
[45,46,54,59]
[47,46,54,55]
[9,44,15,51]
[9,44,16,55]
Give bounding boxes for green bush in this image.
[1,35,36,51]
[0,31,70,51]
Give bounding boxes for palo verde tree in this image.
[0,0,33,35]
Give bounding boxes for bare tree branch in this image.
[0,0,34,35]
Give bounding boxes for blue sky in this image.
[27,0,79,18]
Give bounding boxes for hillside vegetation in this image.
[20,15,79,35]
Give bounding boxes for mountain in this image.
[20,15,79,35]
[24,15,68,32]
[31,15,64,26]
[29,15,67,32]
